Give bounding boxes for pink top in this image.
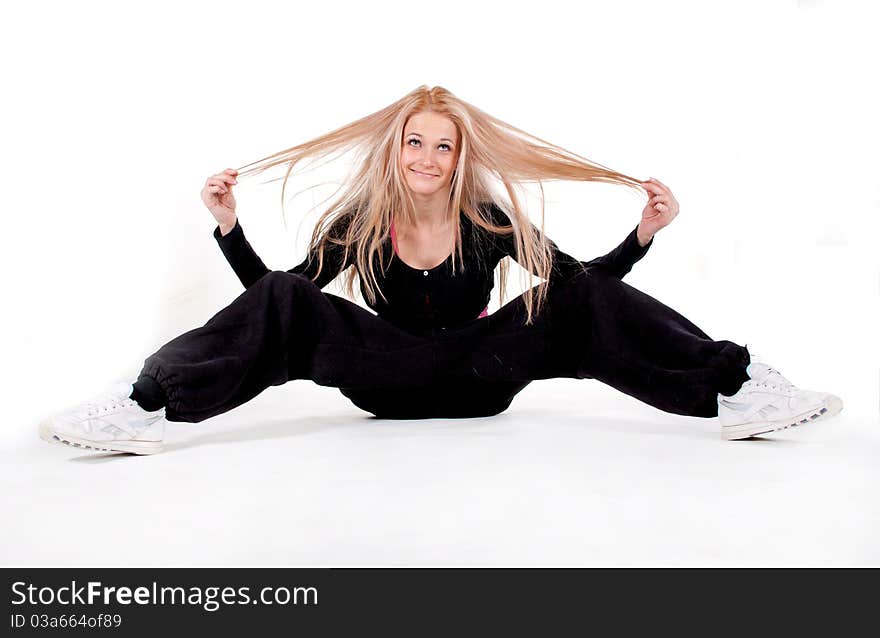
[390,220,489,319]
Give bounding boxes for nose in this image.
[417,146,438,167]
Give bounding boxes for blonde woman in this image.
[39,86,843,454]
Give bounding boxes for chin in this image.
[410,186,442,196]
[407,179,446,196]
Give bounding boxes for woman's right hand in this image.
[201,168,238,233]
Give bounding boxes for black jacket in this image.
[214,202,653,335]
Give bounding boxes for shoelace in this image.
[751,367,796,393]
[83,393,133,418]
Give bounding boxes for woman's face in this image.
[400,111,460,197]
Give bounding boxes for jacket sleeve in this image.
[213,217,352,290]
[485,202,652,282]
[579,224,653,279]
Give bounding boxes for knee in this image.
[580,267,618,292]
[258,270,300,287]
[253,270,316,298]
[546,268,606,325]
[552,267,614,300]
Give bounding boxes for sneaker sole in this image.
[721,394,844,441]
[38,421,163,455]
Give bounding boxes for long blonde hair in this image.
[234,85,644,324]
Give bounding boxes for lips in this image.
[410,168,439,178]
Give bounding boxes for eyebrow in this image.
[405,132,456,145]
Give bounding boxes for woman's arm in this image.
[579,225,653,279]
[214,216,352,290]
[213,219,271,289]
[580,176,681,277]
[485,202,653,282]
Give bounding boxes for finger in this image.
[207,185,227,194]
[223,168,238,176]
[212,174,237,185]
[654,202,669,213]
[649,180,670,196]
[650,195,668,205]
[207,178,232,189]
[642,178,664,190]
[642,181,664,195]
[649,177,671,192]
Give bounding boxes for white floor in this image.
[3,379,878,567]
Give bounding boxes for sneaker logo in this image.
[718,398,766,420]
[718,399,754,412]
[757,404,781,419]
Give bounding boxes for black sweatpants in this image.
[137,268,750,423]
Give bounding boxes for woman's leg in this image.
[137,271,432,423]
[40,271,461,452]
[343,267,750,420]
[545,268,751,417]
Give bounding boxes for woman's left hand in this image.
[637,177,680,245]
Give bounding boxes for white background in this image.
[1,0,878,566]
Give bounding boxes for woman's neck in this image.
[408,190,452,231]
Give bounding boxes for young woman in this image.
[38,85,843,454]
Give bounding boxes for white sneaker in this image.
[717,360,843,440]
[39,382,166,454]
